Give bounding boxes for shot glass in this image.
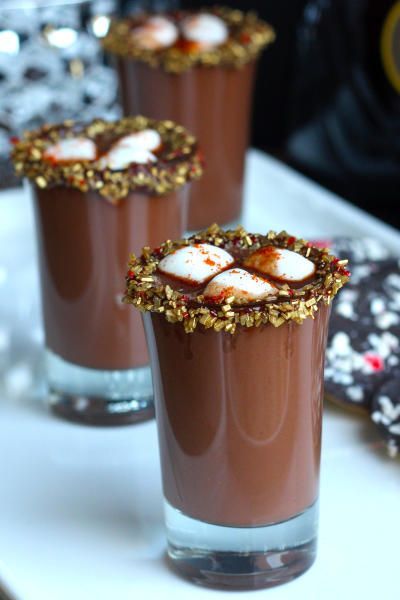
[12,116,202,425]
[103,7,274,231]
[125,226,349,588]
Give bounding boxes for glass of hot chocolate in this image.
[12,116,202,425]
[125,225,349,589]
[103,7,274,231]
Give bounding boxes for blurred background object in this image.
[1,0,399,229]
[286,0,400,229]
[0,0,119,187]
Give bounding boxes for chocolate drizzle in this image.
[124,224,350,333]
[103,6,275,73]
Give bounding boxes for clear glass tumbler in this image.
[31,183,190,425]
[143,305,331,588]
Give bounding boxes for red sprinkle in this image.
[363,353,384,372]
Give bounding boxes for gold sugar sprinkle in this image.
[102,6,275,73]
[124,225,350,335]
[11,116,203,201]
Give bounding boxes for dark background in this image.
[120,0,400,229]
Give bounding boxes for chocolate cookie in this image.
[371,374,400,458]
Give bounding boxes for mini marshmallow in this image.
[181,13,228,48]
[43,137,97,162]
[203,268,277,304]
[99,129,161,170]
[116,129,162,152]
[131,16,178,50]
[244,247,316,283]
[158,243,234,285]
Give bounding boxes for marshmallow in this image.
[131,16,178,50]
[43,137,97,162]
[244,246,316,283]
[116,129,162,152]
[181,13,228,48]
[99,129,161,170]
[100,147,156,170]
[203,268,277,304]
[158,243,234,285]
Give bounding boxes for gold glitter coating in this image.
[124,224,350,334]
[103,6,275,73]
[11,116,203,201]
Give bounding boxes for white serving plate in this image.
[0,150,399,600]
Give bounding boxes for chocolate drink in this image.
[125,226,349,588]
[13,116,202,425]
[148,305,329,526]
[117,61,256,229]
[33,185,188,371]
[103,7,274,230]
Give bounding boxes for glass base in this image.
[165,499,318,590]
[46,350,154,426]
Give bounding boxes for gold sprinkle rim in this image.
[124,224,350,334]
[11,116,203,201]
[102,6,275,73]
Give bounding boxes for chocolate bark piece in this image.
[328,236,391,265]
[371,374,400,458]
[325,257,400,413]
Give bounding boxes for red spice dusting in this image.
[364,353,384,372]
[204,257,216,266]
[206,288,233,304]
[174,38,201,54]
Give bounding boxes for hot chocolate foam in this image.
[43,137,97,162]
[244,247,316,283]
[158,243,234,285]
[131,16,178,50]
[181,13,228,48]
[203,268,277,304]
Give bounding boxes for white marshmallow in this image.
[158,243,234,285]
[204,268,277,304]
[100,147,156,170]
[244,247,316,283]
[116,129,162,152]
[131,16,178,50]
[99,129,161,170]
[181,13,228,48]
[43,137,97,162]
